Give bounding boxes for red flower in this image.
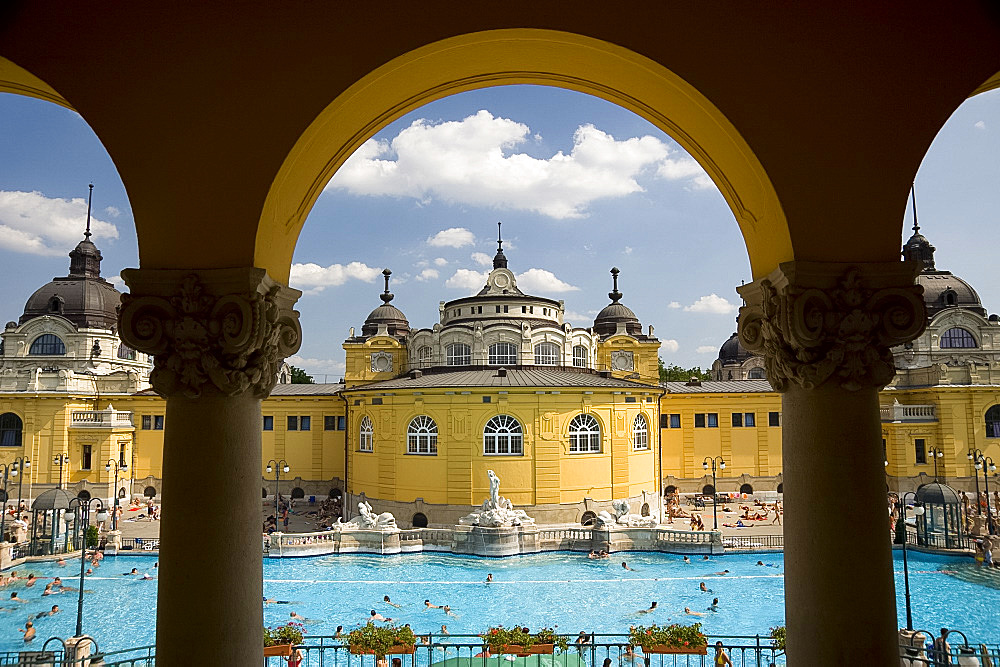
[684,641,689,646]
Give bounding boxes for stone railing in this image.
[70,409,134,429]
[880,403,936,423]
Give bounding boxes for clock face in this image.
[611,351,633,371]
[493,273,510,289]
[371,353,392,372]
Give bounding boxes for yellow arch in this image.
[258,29,791,282]
[0,57,72,109]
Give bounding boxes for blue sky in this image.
[0,86,998,381]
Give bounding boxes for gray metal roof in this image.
[346,368,655,391]
[269,383,345,395]
[662,380,774,394]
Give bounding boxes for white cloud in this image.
[289,261,382,294]
[683,294,738,314]
[329,110,708,218]
[415,268,439,281]
[108,274,125,291]
[696,345,718,354]
[103,205,121,218]
[471,252,493,266]
[667,301,681,309]
[656,156,714,189]
[0,190,119,256]
[562,310,591,325]
[516,268,578,293]
[661,339,680,353]
[445,268,489,292]
[427,227,475,248]
[623,246,633,255]
[285,355,346,381]
[433,257,448,267]
[975,120,986,130]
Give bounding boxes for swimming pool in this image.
[0,550,995,654]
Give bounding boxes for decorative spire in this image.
[902,182,936,272]
[380,268,394,303]
[493,221,508,269]
[85,183,93,239]
[608,267,623,303]
[68,183,103,279]
[910,182,919,234]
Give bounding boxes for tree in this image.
[289,366,315,384]
[658,358,713,383]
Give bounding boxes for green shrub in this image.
[264,622,305,647]
[347,623,415,656]
[85,525,99,548]
[769,626,786,652]
[627,623,707,650]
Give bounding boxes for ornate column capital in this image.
[737,261,926,392]
[117,268,302,399]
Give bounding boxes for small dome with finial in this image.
[362,269,410,338]
[492,221,508,269]
[593,267,641,337]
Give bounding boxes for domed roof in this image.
[718,331,753,364]
[917,272,986,317]
[20,229,121,330]
[361,269,409,338]
[594,268,642,337]
[31,488,74,511]
[914,482,961,506]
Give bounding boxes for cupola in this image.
[361,269,410,338]
[593,267,641,337]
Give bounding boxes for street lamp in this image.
[68,496,105,637]
[927,447,944,483]
[53,454,70,490]
[104,459,128,531]
[10,457,30,512]
[899,491,924,630]
[265,459,290,522]
[981,456,997,535]
[968,448,984,516]
[702,456,726,530]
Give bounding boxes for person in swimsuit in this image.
[636,601,657,614]
[383,595,402,608]
[713,641,733,665]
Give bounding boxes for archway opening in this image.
[144,486,157,498]
[702,484,716,496]
[329,488,342,499]
[411,512,428,528]
[77,490,91,500]
[291,487,305,500]
[739,483,754,495]
[580,511,597,526]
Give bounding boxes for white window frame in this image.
[417,346,433,366]
[483,415,523,455]
[632,413,649,451]
[489,342,518,366]
[406,415,438,455]
[569,413,602,453]
[446,343,471,366]
[534,342,560,366]
[572,345,589,368]
[358,415,374,452]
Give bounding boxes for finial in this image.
[608,267,623,303]
[910,182,919,234]
[380,268,393,303]
[85,183,94,239]
[497,221,503,252]
[492,222,508,269]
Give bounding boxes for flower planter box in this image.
[494,644,554,655]
[641,645,708,655]
[349,645,416,655]
[264,643,294,657]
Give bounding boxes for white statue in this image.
[596,499,658,528]
[333,501,397,530]
[459,469,535,527]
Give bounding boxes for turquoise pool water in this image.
[0,551,995,653]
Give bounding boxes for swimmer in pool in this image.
[714,570,730,576]
[370,610,391,622]
[636,601,657,614]
[442,605,458,617]
[708,598,719,612]
[384,595,402,608]
[424,599,440,609]
[683,556,691,563]
[684,607,705,617]
[699,582,713,593]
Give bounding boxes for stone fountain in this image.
[454,470,539,556]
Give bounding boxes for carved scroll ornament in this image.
[738,265,925,392]
[118,271,301,398]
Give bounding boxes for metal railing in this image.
[120,538,160,551]
[723,534,784,552]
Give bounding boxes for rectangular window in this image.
[482,396,491,403]
[82,445,92,471]
[141,415,151,430]
[478,306,482,314]
[744,412,756,427]
[287,416,298,431]
[119,443,127,467]
[324,416,336,431]
[624,396,636,403]
[694,413,706,428]
[522,306,527,313]
[707,413,718,428]
[503,305,508,313]
[732,412,743,427]
[670,413,681,429]
[263,416,274,431]
[496,306,501,313]
[371,398,383,405]
[768,411,780,427]
[300,416,311,431]
[153,415,164,430]
[915,438,926,464]
[337,416,346,430]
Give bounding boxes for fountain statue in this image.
[596,498,658,528]
[333,501,397,530]
[459,470,535,527]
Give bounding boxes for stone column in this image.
[738,261,925,666]
[118,268,301,666]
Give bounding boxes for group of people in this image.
[1,567,74,643]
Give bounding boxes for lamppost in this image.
[702,456,726,530]
[53,454,70,490]
[980,456,997,535]
[927,447,944,483]
[10,457,30,512]
[104,459,128,531]
[899,491,924,630]
[265,459,289,521]
[968,448,984,516]
[68,496,106,637]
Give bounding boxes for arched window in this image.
[0,413,22,447]
[48,296,63,314]
[569,413,601,453]
[411,512,429,528]
[489,342,518,366]
[483,415,523,455]
[118,343,137,360]
[986,405,1000,438]
[740,483,754,495]
[748,367,766,379]
[572,345,589,368]
[777,483,784,494]
[446,343,471,366]
[943,290,957,307]
[29,334,65,355]
[291,487,305,499]
[407,415,438,454]
[262,487,268,499]
[632,414,649,450]
[664,485,677,496]
[143,486,157,498]
[359,415,374,452]
[329,488,343,498]
[417,346,433,366]
[534,342,559,365]
[940,327,977,349]
[702,484,716,496]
